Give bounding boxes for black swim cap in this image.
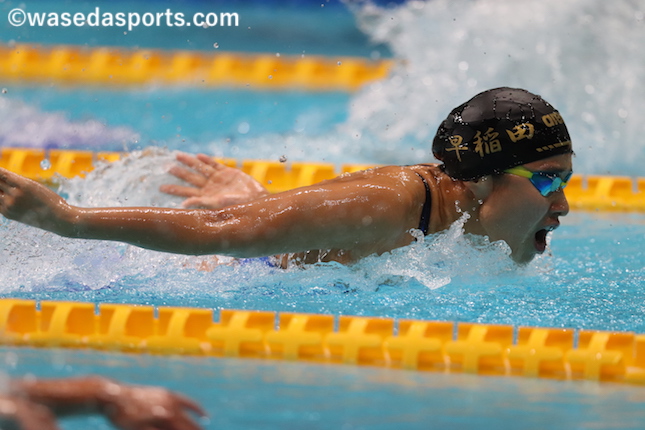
[432,87,572,181]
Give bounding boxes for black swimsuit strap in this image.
[414,172,432,235]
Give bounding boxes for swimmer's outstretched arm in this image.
[6,375,206,430]
[0,166,423,257]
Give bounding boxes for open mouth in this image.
[534,225,557,253]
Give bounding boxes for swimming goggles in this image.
[504,166,573,197]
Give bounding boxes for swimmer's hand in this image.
[0,167,75,236]
[12,376,207,430]
[99,380,207,430]
[160,153,270,209]
[0,395,60,430]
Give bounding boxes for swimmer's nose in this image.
[551,190,570,217]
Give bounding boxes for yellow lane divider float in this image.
[1,299,644,385]
[0,147,643,211]
[0,43,393,91]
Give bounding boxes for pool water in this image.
[2,148,644,332]
[0,87,351,154]
[1,0,393,57]
[2,0,645,173]
[3,347,645,430]
[1,0,645,428]
[2,164,645,332]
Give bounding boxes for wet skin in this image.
[0,153,572,265]
[463,153,573,264]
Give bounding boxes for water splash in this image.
[341,0,645,175]
[0,3,643,331]
[3,149,645,330]
[1,149,526,296]
[62,148,186,208]
[207,0,645,174]
[2,0,642,175]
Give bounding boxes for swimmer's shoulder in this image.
[322,164,441,184]
[314,165,443,210]
[309,165,446,205]
[406,163,443,177]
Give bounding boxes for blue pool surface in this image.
[2,196,645,333]
[2,0,645,173]
[1,0,645,429]
[0,0,393,57]
[4,347,645,430]
[1,87,351,153]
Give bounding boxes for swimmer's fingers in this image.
[175,153,223,177]
[0,168,74,235]
[167,391,208,429]
[0,169,33,210]
[106,385,206,430]
[165,153,268,208]
[167,166,207,188]
[0,395,61,430]
[174,393,207,418]
[0,167,19,189]
[0,172,8,196]
[159,184,200,199]
[195,153,228,170]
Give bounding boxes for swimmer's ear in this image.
[463,175,494,201]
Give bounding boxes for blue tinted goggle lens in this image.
[530,171,573,196]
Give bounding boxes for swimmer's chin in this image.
[511,256,533,266]
[509,231,553,265]
[509,248,538,265]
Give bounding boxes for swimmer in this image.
[0,375,205,430]
[0,87,573,265]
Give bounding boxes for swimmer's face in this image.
[472,153,572,264]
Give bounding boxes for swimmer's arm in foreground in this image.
[0,166,427,259]
[1,375,206,430]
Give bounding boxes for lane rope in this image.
[0,43,393,91]
[0,299,644,385]
[1,147,643,211]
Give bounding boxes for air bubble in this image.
[4,351,18,368]
[237,122,250,134]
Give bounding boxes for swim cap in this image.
[432,87,572,181]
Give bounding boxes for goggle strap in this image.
[504,166,534,179]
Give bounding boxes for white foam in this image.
[1,150,538,293]
[340,0,645,174]
[0,97,138,149]
[2,0,643,175]
[0,150,212,292]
